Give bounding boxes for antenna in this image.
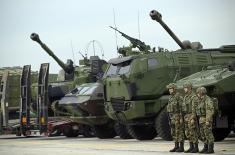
[92,40,96,56]
[138,10,141,40]
[85,40,104,59]
[70,40,76,65]
[113,8,118,55]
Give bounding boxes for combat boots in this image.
[184,142,194,153]
[191,143,199,153]
[175,142,184,152]
[199,143,208,153]
[206,143,214,154]
[169,142,179,152]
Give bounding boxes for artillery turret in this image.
[149,10,186,49]
[31,33,107,85]
[31,33,74,81]
[150,10,203,50]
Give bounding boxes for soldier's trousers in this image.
[0,111,2,133]
[199,116,214,144]
[169,113,184,142]
[184,114,198,143]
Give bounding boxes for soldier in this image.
[0,106,2,134]
[196,87,215,154]
[166,83,184,152]
[182,82,199,153]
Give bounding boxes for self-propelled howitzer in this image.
[104,10,235,141]
[30,33,107,84]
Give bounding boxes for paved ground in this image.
[0,135,235,155]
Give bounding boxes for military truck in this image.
[53,82,116,138]
[104,10,235,140]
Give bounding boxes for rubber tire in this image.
[49,128,62,137]
[213,128,231,141]
[155,109,172,141]
[63,125,79,137]
[114,123,132,139]
[94,123,116,139]
[127,125,157,140]
[82,125,95,138]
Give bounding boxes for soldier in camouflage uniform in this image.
[196,87,215,154]
[182,82,199,153]
[0,106,2,134]
[166,83,184,152]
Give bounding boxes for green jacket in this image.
[182,91,198,115]
[167,92,183,114]
[196,95,214,122]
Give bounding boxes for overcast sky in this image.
[1,0,235,73]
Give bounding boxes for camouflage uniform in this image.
[196,87,215,154]
[166,83,184,152]
[182,82,199,153]
[0,106,2,134]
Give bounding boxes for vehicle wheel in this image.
[155,109,172,141]
[63,125,79,137]
[48,128,62,137]
[114,123,132,139]
[127,125,157,140]
[94,123,116,139]
[82,125,95,138]
[213,128,231,141]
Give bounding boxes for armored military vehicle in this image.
[30,33,107,113]
[175,64,235,141]
[52,82,116,138]
[30,33,107,101]
[104,10,235,140]
[30,33,119,139]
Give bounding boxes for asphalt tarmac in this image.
[0,135,235,155]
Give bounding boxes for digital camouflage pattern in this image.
[167,92,184,142]
[182,89,198,144]
[196,94,215,144]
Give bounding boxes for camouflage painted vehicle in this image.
[30,33,107,101]
[52,82,115,138]
[30,33,118,139]
[104,10,235,140]
[30,33,107,114]
[175,64,235,141]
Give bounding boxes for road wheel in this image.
[127,125,157,140]
[213,128,231,141]
[63,125,79,137]
[155,109,172,141]
[94,123,116,139]
[114,123,132,139]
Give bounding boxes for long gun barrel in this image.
[109,26,151,52]
[149,10,186,49]
[30,33,74,74]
